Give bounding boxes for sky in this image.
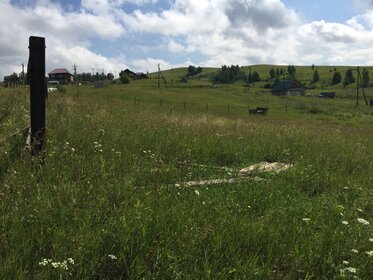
[1,0,373,80]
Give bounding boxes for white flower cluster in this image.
[357,218,370,226]
[108,254,117,260]
[38,258,74,270]
[94,141,103,153]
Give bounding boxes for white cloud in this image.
[3,0,373,81]
[0,0,126,79]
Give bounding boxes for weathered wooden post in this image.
[28,36,46,157]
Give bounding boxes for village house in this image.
[272,80,306,96]
[123,69,148,80]
[48,68,74,84]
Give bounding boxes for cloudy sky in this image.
[1,0,373,80]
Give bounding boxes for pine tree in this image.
[343,68,355,86]
[331,71,342,85]
[312,69,320,83]
[362,68,370,88]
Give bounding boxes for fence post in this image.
[28,36,46,157]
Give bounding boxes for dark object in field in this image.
[249,107,268,115]
[318,92,336,98]
[28,36,46,157]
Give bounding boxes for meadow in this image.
[0,65,372,279]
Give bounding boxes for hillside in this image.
[147,64,373,97]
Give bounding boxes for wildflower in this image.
[194,190,200,196]
[357,208,363,212]
[202,201,206,205]
[369,238,373,242]
[342,221,349,225]
[365,251,373,257]
[357,218,370,225]
[351,249,359,253]
[342,260,349,265]
[108,254,117,260]
[345,267,357,273]
[38,259,52,266]
[175,183,181,187]
[71,147,75,152]
[302,218,311,222]
[67,258,74,265]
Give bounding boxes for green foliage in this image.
[180,76,188,83]
[362,68,369,88]
[214,65,244,84]
[106,73,114,80]
[288,65,296,79]
[187,65,202,77]
[3,72,21,84]
[331,71,342,85]
[120,73,131,84]
[1,70,373,279]
[343,68,355,86]
[312,69,320,83]
[248,70,260,83]
[269,68,275,79]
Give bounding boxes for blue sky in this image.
[283,0,356,22]
[1,0,373,79]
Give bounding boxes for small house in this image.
[123,69,148,80]
[272,80,306,96]
[48,68,73,84]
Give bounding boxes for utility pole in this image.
[157,64,168,88]
[21,62,25,86]
[73,64,78,98]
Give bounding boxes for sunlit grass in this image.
[0,82,372,279]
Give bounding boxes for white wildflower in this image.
[175,183,180,187]
[357,218,370,225]
[194,190,200,196]
[357,208,363,212]
[67,258,74,265]
[342,260,349,265]
[351,249,359,253]
[369,238,373,242]
[108,254,117,260]
[345,267,357,273]
[38,258,52,266]
[365,251,373,257]
[302,218,311,222]
[71,147,75,152]
[202,201,206,205]
[342,221,349,225]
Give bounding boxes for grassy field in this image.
[0,66,372,279]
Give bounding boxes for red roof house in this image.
[48,68,73,84]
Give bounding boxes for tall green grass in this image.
[0,84,372,279]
